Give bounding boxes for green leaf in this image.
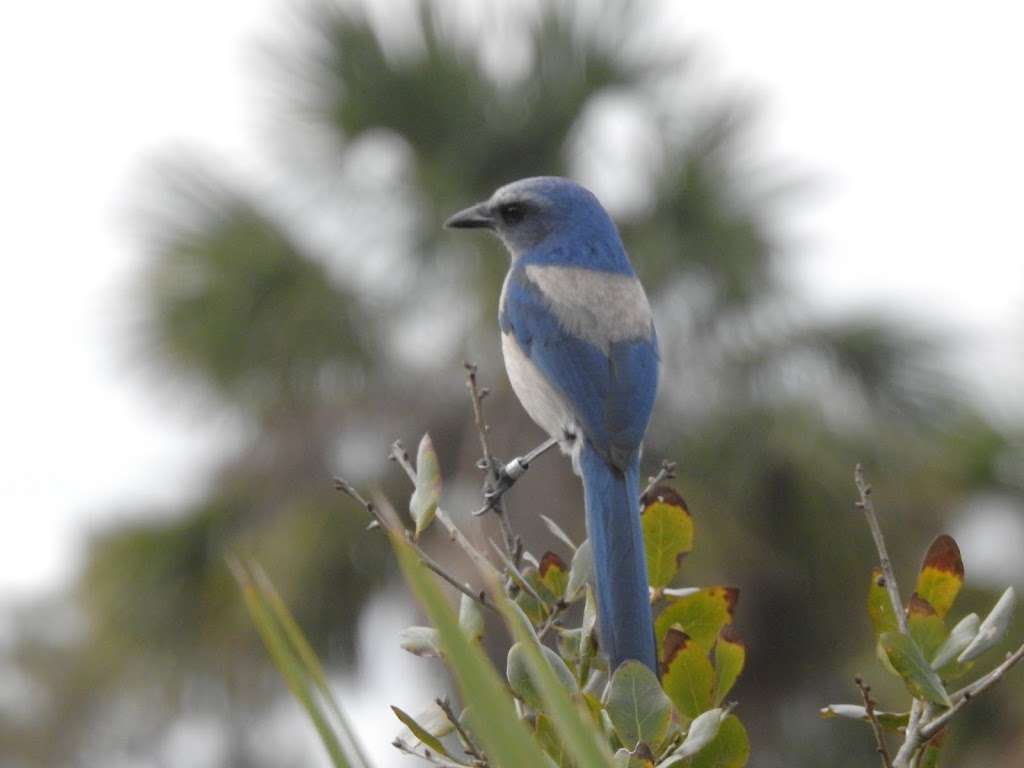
[641,485,694,589]
[913,535,964,620]
[819,704,909,731]
[516,566,555,624]
[713,626,745,705]
[578,585,599,685]
[613,748,656,767]
[387,516,552,768]
[907,595,947,662]
[410,433,442,539]
[540,514,577,552]
[494,593,611,767]
[655,587,738,656]
[398,626,442,658]
[605,660,673,751]
[566,539,593,602]
[244,563,371,767]
[879,632,952,707]
[690,715,750,768]
[931,612,979,672]
[666,707,728,763]
[867,568,899,636]
[391,704,451,757]
[230,559,361,768]
[535,714,570,767]
[459,593,484,642]
[507,641,578,709]
[661,627,714,719]
[539,551,569,600]
[958,586,1016,663]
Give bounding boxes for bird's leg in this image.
[472,436,559,517]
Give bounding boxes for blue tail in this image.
[579,441,657,674]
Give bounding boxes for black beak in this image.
[444,202,494,230]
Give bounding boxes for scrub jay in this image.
[446,177,659,674]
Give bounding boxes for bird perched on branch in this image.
[446,177,659,673]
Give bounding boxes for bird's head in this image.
[445,176,617,258]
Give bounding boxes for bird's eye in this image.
[498,202,526,225]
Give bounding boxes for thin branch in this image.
[855,465,921,768]
[855,464,909,634]
[390,440,418,484]
[918,641,1024,741]
[335,476,497,614]
[641,459,678,500]
[464,363,520,561]
[392,739,472,768]
[855,675,894,768]
[436,697,487,765]
[536,601,568,641]
[489,538,548,609]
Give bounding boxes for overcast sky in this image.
[1,0,1021,602]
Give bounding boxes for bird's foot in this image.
[472,436,559,516]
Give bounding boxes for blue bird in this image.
[446,177,659,674]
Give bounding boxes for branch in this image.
[641,459,678,500]
[464,363,524,563]
[918,641,1024,741]
[855,465,922,768]
[385,440,506,584]
[335,476,497,615]
[436,697,487,765]
[855,464,909,634]
[392,738,473,768]
[855,675,894,768]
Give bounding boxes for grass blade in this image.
[230,557,357,768]
[384,509,553,768]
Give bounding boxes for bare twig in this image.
[918,641,1024,741]
[855,465,923,768]
[386,439,503,577]
[392,739,472,768]
[464,363,520,561]
[489,539,548,609]
[855,675,894,768]
[335,476,496,614]
[641,459,678,500]
[436,697,487,765]
[854,464,909,635]
[536,601,568,641]
[389,440,418,484]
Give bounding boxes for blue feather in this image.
[580,442,656,672]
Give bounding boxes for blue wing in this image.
[500,269,658,469]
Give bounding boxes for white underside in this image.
[501,331,581,471]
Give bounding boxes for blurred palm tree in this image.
[3,1,1019,766]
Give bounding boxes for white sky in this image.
[1,0,1021,603]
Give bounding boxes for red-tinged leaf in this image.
[656,587,738,656]
[661,627,714,719]
[641,485,694,589]
[713,625,745,705]
[914,535,964,620]
[539,551,569,600]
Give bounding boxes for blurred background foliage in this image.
[2,1,1022,766]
